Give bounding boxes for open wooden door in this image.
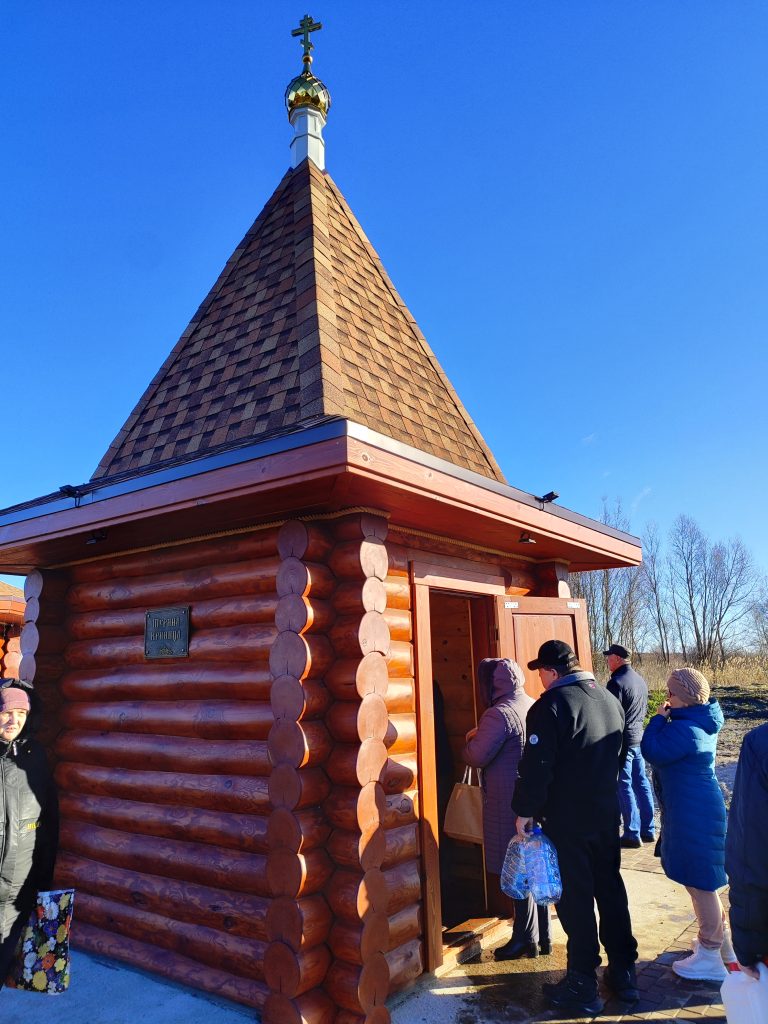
[495,595,593,698]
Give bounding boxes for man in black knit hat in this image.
[512,640,638,1016]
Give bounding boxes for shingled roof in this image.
[92,159,505,483]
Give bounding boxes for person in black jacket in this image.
[725,722,768,978]
[604,644,656,848]
[0,679,59,986]
[512,640,638,1016]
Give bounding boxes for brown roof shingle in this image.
[92,160,505,483]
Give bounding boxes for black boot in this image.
[539,940,553,955]
[542,970,604,1016]
[493,938,538,961]
[604,963,639,1003]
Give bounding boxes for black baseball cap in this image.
[603,643,630,659]
[527,639,577,671]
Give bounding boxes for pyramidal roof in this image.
[92,159,506,484]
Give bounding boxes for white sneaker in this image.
[672,941,728,982]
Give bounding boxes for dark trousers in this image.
[549,826,637,976]
[512,895,552,946]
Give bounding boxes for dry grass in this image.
[628,655,768,693]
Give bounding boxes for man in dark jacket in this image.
[604,644,655,848]
[725,722,768,977]
[512,640,638,1015]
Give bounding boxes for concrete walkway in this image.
[391,840,730,1023]
[2,842,729,1023]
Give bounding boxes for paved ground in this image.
[391,839,730,1024]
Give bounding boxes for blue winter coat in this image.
[641,699,726,892]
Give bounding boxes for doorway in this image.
[429,591,491,931]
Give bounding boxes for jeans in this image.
[618,745,655,841]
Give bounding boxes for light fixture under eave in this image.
[518,531,536,545]
[86,530,107,545]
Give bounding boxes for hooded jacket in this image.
[641,698,726,891]
[462,659,533,874]
[0,681,59,977]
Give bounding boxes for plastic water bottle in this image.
[525,826,562,906]
[500,836,529,898]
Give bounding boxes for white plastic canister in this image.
[720,962,768,1024]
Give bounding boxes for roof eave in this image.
[0,420,641,574]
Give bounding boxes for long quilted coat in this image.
[641,699,726,892]
[463,659,533,874]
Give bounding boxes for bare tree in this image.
[638,522,671,663]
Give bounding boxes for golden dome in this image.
[285,69,331,119]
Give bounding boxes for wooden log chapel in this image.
[0,18,641,1024]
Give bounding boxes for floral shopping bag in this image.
[4,889,75,993]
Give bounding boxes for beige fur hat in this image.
[667,667,710,706]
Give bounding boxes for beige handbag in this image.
[443,765,484,844]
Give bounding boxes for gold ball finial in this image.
[285,14,331,119]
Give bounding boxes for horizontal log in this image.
[55,761,269,813]
[382,790,419,829]
[67,594,278,640]
[275,594,334,635]
[323,784,386,834]
[68,557,280,612]
[72,920,268,1009]
[76,891,266,980]
[72,528,281,583]
[329,540,388,582]
[263,941,331,999]
[380,755,418,795]
[60,819,270,896]
[383,577,410,611]
[381,824,419,869]
[276,558,335,600]
[325,739,388,788]
[60,792,269,852]
[327,827,386,872]
[24,569,69,602]
[66,623,277,668]
[382,607,411,644]
[332,514,388,542]
[326,868,388,923]
[383,679,415,714]
[325,653,388,700]
[333,579,386,616]
[60,662,272,702]
[386,641,413,678]
[267,806,331,853]
[385,938,423,993]
[266,847,333,899]
[268,766,330,811]
[324,953,389,1014]
[55,731,270,775]
[326,695,389,744]
[270,676,331,722]
[386,904,421,952]
[329,913,389,965]
[384,714,417,756]
[268,719,333,769]
[266,895,332,952]
[3,650,21,676]
[62,699,274,740]
[56,851,268,939]
[383,860,422,915]
[278,521,333,563]
[262,989,335,1024]
[269,631,333,681]
[329,613,390,659]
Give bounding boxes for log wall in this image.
[49,530,282,1010]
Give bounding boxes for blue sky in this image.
[2,1,767,588]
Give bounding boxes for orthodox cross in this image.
[291,14,323,66]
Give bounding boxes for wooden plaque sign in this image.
[144,606,190,659]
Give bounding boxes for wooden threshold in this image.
[434,916,511,976]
